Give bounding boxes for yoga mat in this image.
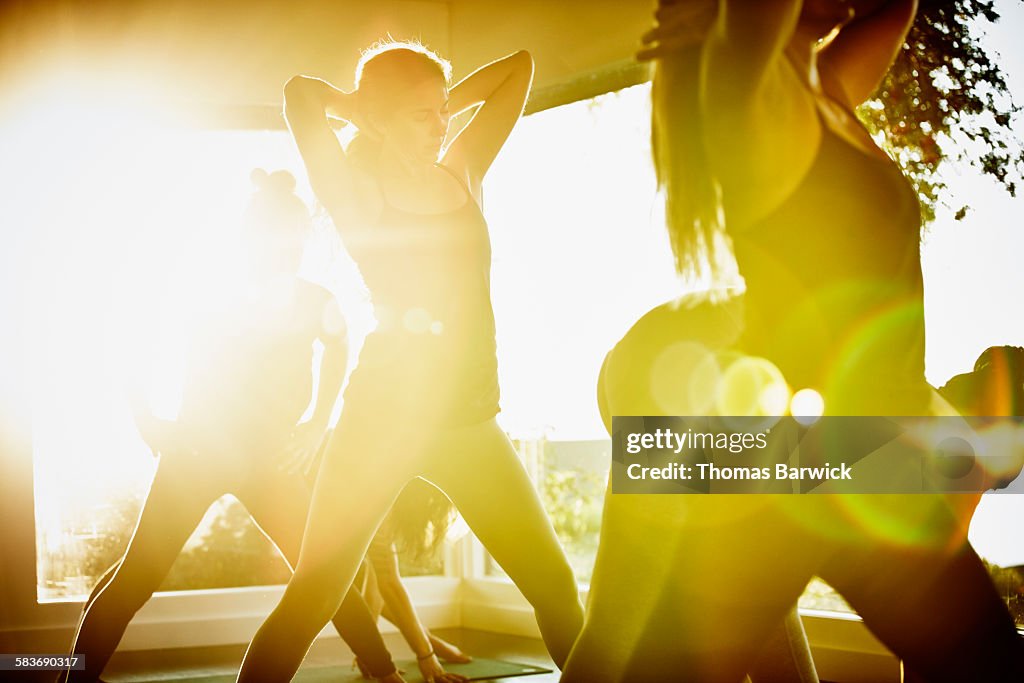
[122,657,552,682]
[351,657,552,681]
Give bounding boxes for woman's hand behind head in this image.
[638,0,718,62]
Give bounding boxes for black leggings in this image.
[563,492,1024,682]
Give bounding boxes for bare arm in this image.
[703,0,804,101]
[307,301,348,430]
[817,0,918,107]
[368,537,467,682]
[282,76,363,224]
[133,413,186,457]
[369,541,434,660]
[698,0,821,226]
[280,295,348,475]
[443,50,534,192]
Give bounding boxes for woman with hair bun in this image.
[235,41,583,682]
[59,170,406,683]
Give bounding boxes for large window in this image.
[482,84,678,584]
[24,118,380,600]
[21,82,1024,626]
[480,83,1024,624]
[23,114,454,600]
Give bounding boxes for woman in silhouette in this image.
[60,169,407,683]
[235,42,583,682]
[562,2,1024,681]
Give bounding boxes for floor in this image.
[98,628,559,682]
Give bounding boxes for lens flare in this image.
[790,388,824,424]
[825,298,926,412]
[776,492,966,550]
[649,341,721,415]
[402,307,433,334]
[715,355,789,416]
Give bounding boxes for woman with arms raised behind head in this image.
[562,2,1024,681]
[235,42,583,682]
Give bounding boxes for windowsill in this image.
[12,574,1024,683]
[6,576,461,653]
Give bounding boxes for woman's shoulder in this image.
[322,162,385,232]
[702,53,823,229]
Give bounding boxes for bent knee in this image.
[95,566,160,614]
[527,560,579,607]
[279,569,349,624]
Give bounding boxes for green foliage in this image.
[39,494,141,599]
[984,559,1024,624]
[78,496,139,582]
[542,468,605,583]
[55,490,445,599]
[158,497,291,592]
[860,0,1024,222]
[55,496,292,598]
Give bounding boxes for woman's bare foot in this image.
[429,633,472,663]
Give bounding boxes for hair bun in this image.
[250,167,296,195]
[269,169,297,194]
[250,167,270,190]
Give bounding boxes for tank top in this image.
[344,164,500,424]
[729,102,928,414]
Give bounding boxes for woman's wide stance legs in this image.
[563,495,823,683]
[423,419,584,668]
[238,468,397,678]
[63,452,223,682]
[822,535,1024,682]
[235,423,414,682]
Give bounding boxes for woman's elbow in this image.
[283,75,314,105]
[509,49,535,78]
[511,49,533,64]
